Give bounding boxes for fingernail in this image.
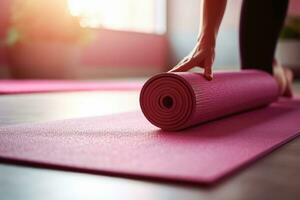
[205,75,213,81]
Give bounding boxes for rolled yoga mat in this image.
[140,70,280,131]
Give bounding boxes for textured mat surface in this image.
[0,98,299,185]
[0,80,142,94]
[140,70,279,131]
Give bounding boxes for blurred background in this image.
[0,0,299,80]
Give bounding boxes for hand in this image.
[169,42,215,81]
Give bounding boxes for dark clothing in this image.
[240,0,289,74]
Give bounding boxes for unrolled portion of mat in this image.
[140,70,279,131]
[0,98,300,184]
[0,80,142,94]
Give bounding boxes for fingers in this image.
[204,67,213,81]
[169,51,214,81]
[203,58,213,81]
[169,58,213,81]
[169,59,195,73]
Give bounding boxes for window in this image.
[68,0,166,34]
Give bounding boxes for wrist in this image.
[197,33,216,48]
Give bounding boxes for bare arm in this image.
[170,0,227,80]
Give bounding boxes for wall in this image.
[82,29,168,70]
[167,0,300,70]
[0,0,168,78]
[1,0,299,76]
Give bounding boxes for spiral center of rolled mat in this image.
[140,73,195,131]
[162,96,173,109]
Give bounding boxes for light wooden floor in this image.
[0,82,300,200]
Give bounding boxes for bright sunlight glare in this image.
[67,0,166,34]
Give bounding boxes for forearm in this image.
[198,0,227,47]
[170,0,227,78]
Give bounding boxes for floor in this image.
[0,81,300,200]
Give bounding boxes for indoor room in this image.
[0,0,299,199]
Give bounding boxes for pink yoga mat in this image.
[140,70,279,131]
[0,80,142,94]
[0,98,300,184]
